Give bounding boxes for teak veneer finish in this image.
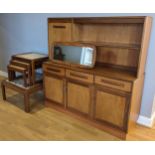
[67,81,90,115]
[44,16,152,139]
[44,75,64,105]
[94,88,129,129]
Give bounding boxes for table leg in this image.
[11,71,16,80]
[8,70,12,81]
[31,61,35,85]
[1,81,6,100]
[24,93,30,112]
[23,71,27,87]
[27,66,31,86]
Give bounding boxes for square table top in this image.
[13,52,48,60]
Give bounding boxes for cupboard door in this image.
[95,88,129,129]
[67,81,90,115]
[44,75,64,105]
[49,23,72,43]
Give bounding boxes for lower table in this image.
[1,79,43,112]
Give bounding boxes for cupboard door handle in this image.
[46,67,61,73]
[70,72,88,79]
[53,25,66,29]
[101,79,124,87]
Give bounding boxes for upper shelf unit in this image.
[72,22,143,47]
[48,16,152,77]
[48,17,145,47]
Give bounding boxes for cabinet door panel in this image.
[44,75,64,104]
[95,89,128,129]
[67,82,90,114]
[49,23,72,43]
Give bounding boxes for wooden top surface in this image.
[44,61,137,82]
[13,52,48,60]
[48,16,149,24]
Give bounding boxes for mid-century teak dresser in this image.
[43,16,152,139]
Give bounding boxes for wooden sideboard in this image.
[43,17,152,139]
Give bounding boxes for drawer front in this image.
[95,76,131,92]
[44,65,65,76]
[66,70,93,84]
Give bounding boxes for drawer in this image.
[66,70,93,84]
[43,65,65,76]
[95,76,132,92]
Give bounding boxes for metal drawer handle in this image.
[101,79,124,87]
[53,25,66,29]
[70,72,88,79]
[46,67,61,73]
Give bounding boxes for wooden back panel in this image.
[96,47,139,68]
[72,23,143,70]
[73,23,143,44]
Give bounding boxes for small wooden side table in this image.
[11,52,48,85]
[1,79,43,112]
